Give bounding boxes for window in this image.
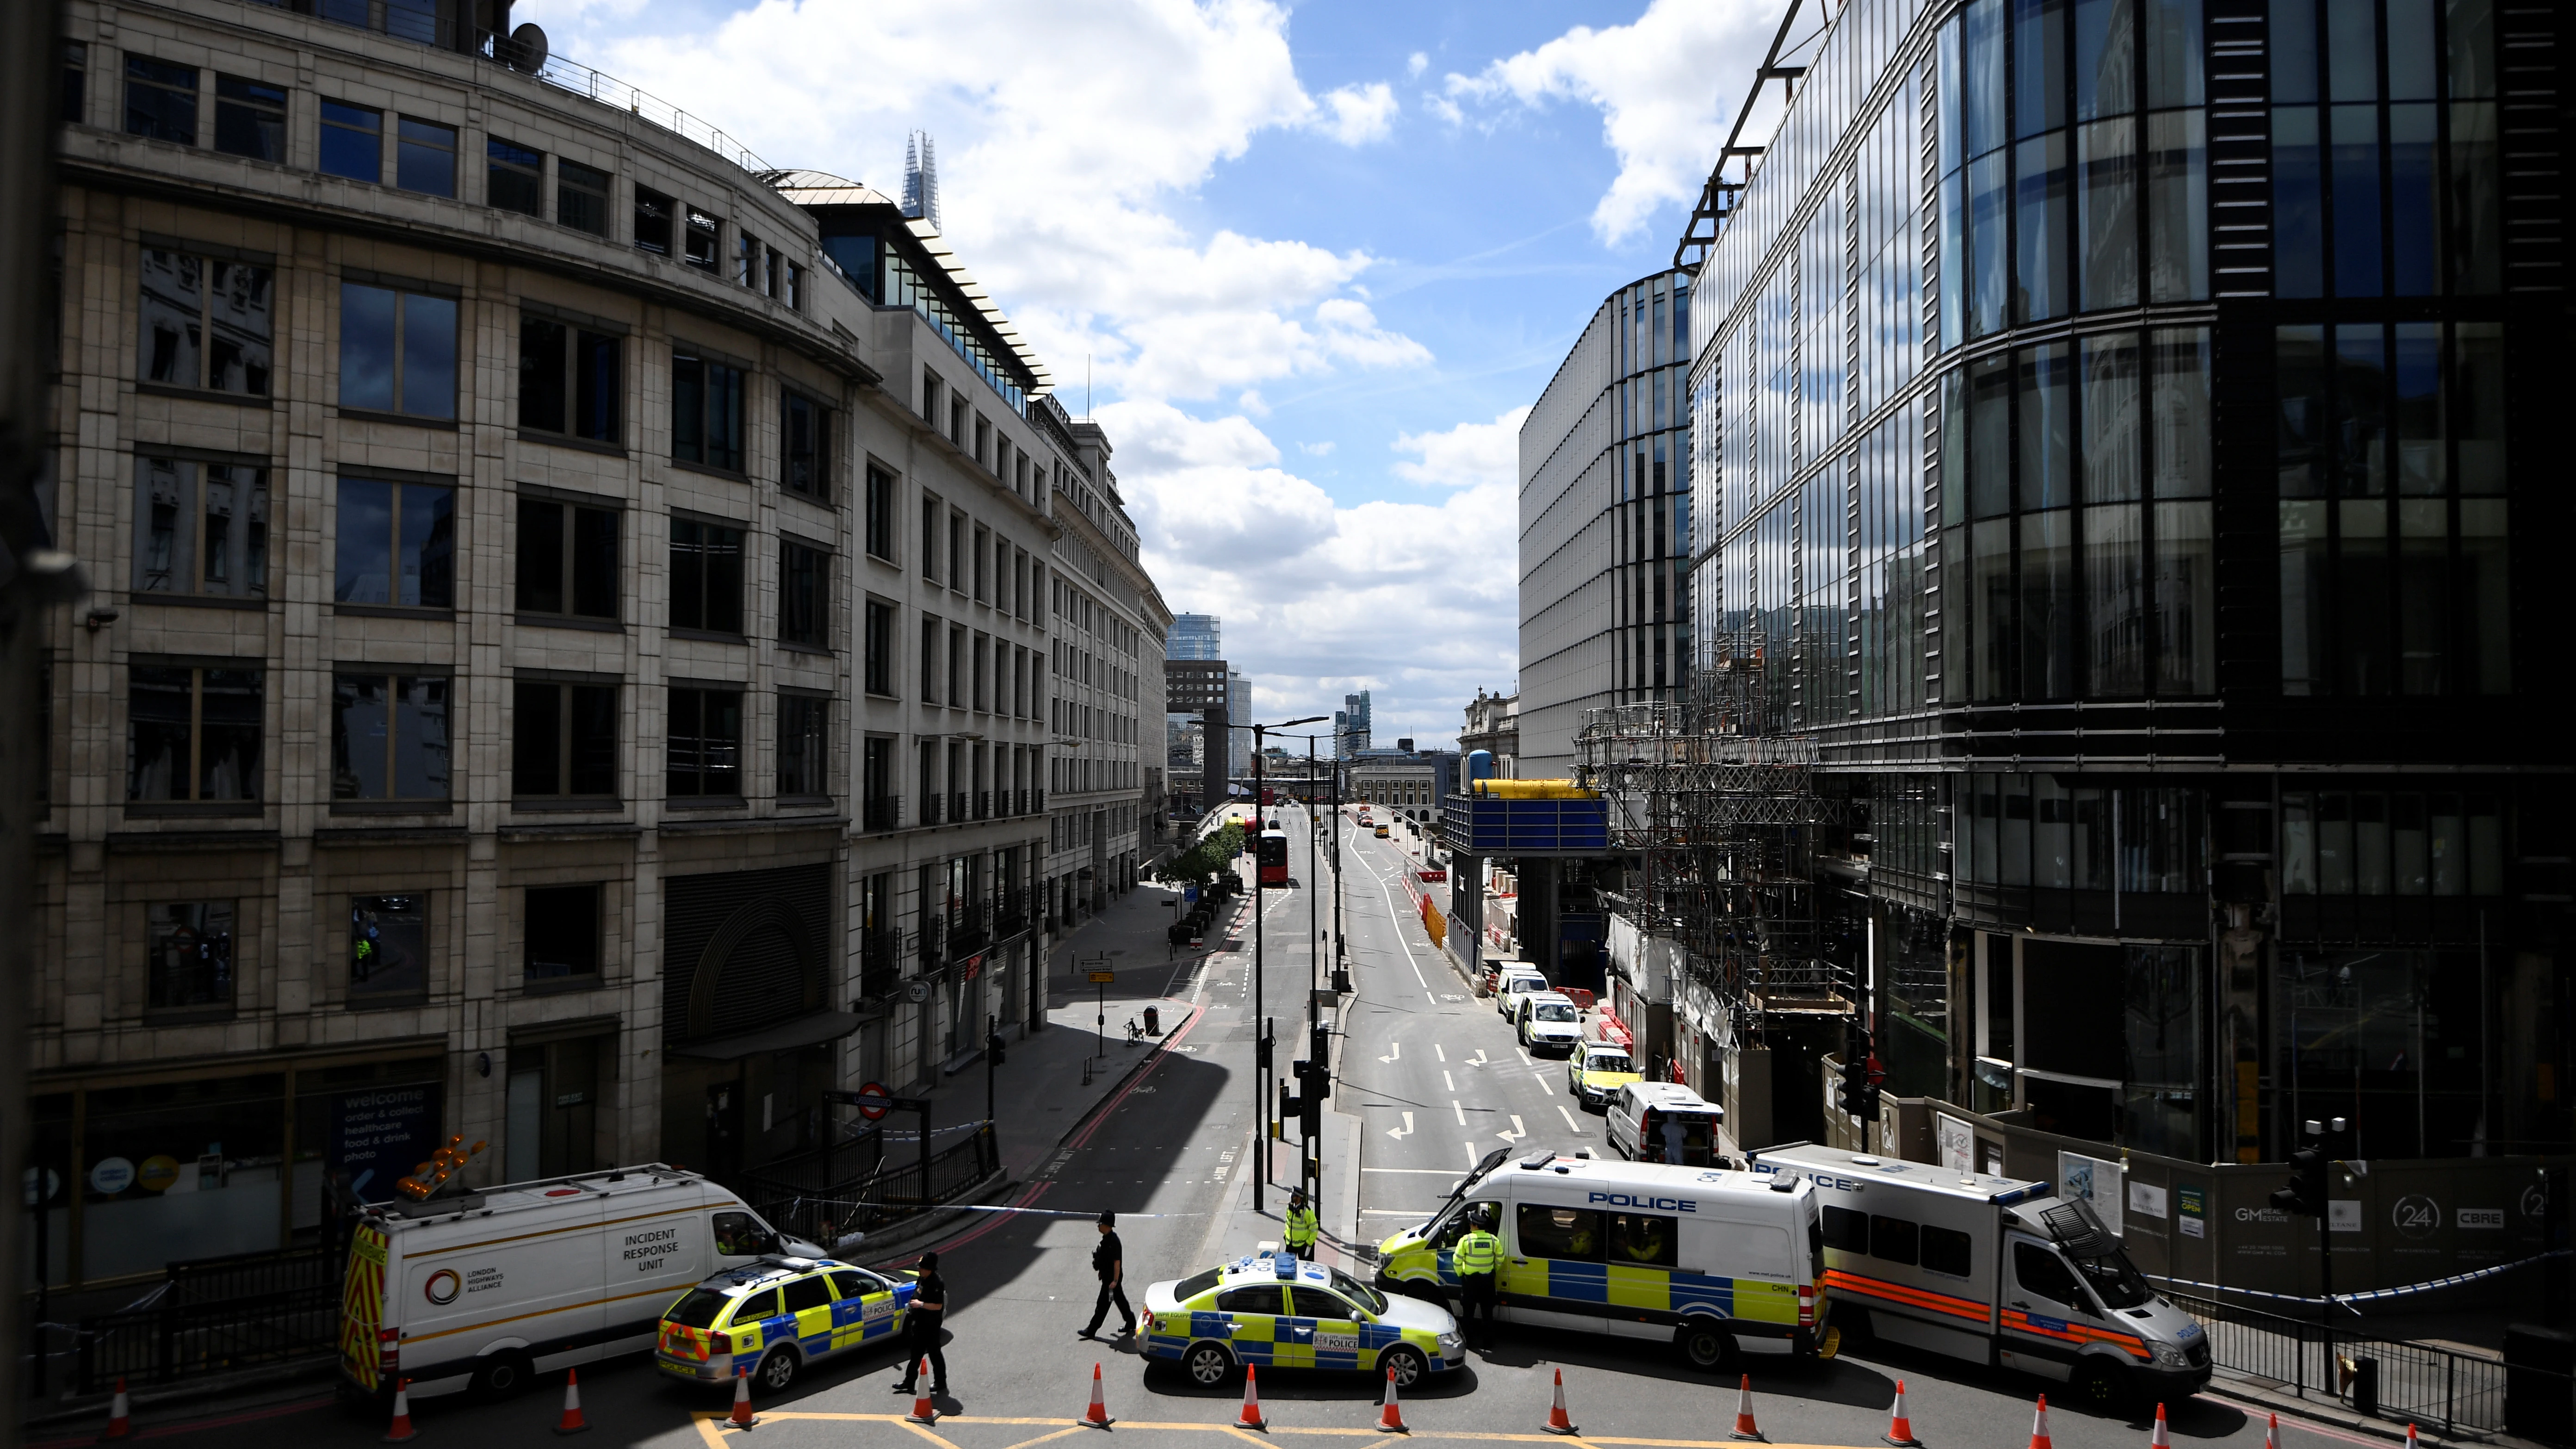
[667,687,743,799]
[671,352,745,471]
[140,248,273,395]
[1516,1203,1603,1261]
[340,282,456,420]
[1289,1286,1356,1320]
[1820,1205,1870,1251]
[862,738,895,828]
[488,138,543,217]
[128,663,262,802]
[335,478,454,609]
[318,100,381,182]
[737,230,763,289]
[2012,1241,2089,1309]
[332,673,451,801]
[778,694,828,798]
[131,456,267,598]
[558,159,611,237]
[349,893,427,999]
[61,42,85,126]
[864,600,895,695]
[517,497,619,620]
[212,75,285,162]
[519,316,621,443]
[920,617,938,702]
[1869,1214,1920,1266]
[633,186,673,254]
[123,56,196,144]
[683,207,720,271]
[921,370,943,424]
[395,117,456,197]
[1214,1286,1282,1314]
[919,491,941,580]
[669,518,745,635]
[1607,1212,1679,1267]
[782,393,830,498]
[780,1275,833,1315]
[865,466,896,559]
[512,680,618,798]
[1921,1224,1975,1278]
[524,884,600,980]
[147,902,235,1010]
[780,540,829,649]
[784,262,805,310]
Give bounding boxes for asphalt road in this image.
[47,806,2427,1449]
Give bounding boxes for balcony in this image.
[978,790,992,821]
[862,793,902,832]
[922,793,944,826]
[952,791,969,825]
[857,931,900,1003]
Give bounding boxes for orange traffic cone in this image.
[1731,1373,1764,1441]
[1238,1363,1267,1430]
[2405,1427,2420,1449]
[723,1368,757,1430]
[1376,1366,1408,1433]
[101,1376,131,1441]
[2264,1413,2280,1449]
[382,1378,419,1443]
[1884,1379,1920,1447]
[551,1368,589,1436]
[1079,1362,1113,1427]
[2150,1403,2171,1449]
[1542,1367,1578,1436]
[2028,1394,2053,1449]
[907,1359,938,1425]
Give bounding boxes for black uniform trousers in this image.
[1459,1273,1498,1345]
[1084,1277,1137,1334]
[897,1310,947,1392]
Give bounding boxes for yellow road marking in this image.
[689,1414,1866,1447]
[997,1430,1094,1449]
[894,1417,956,1445]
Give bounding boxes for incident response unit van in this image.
[1375,1146,1833,1372]
[1606,1082,1727,1166]
[1747,1145,2211,1409]
[339,1165,821,1400]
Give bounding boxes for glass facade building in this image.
[1680,0,2567,1161]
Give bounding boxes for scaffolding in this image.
[1574,641,1855,1047]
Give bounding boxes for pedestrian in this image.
[1660,1114,1689,1165]
[1283,1188,1319,1258]
[1452,1208,1503,1349]
[1077,1210,1138,1339]
[894,1250,949,1398]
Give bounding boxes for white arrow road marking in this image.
[1517,1047,1534,1068]
[1379,1040,1402,1064]
[1497,1115,1527,1144]
[1443,1070,1455,1092]
[1387,1111,1415,1141]
[1435,1044,1447,1063]
[1467,1049,1490,1068]
[1452,1100,1467,1126]
[1558,1104,1585,1133]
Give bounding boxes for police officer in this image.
[1452,1208,1503,1349]
[1283,1188,1319,1258]
[894,1251,949,1398]
[1078,1211,1138,1339]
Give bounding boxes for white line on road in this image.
[1558,1104,1585,1132]
[1443,1070,1455,1092]
[1378,1040,1401,1064]
[1451,1100,1466,1126]
[1386,1110,1414,1141]
[1434,1043,1447,1062]
[1498,1115,1526,1144]
[1361,1167,1466,1174]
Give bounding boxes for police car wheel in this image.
[757,1348,800,1393]
[1379,1345,1429,1388]
[1184,1341,1236,1388]
[1677,1321,1737,1374]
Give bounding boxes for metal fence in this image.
[72,1242,345,1394]
[745,1121,1002,1246]
[2168,1290,2568,1437]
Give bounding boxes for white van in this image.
[338,1165,822,1400]
[1375,1147,1832,1371]
[1748,1145,2211,1410]
[1493,965,1549,1017]
[1514,992,1584,1054]
[1606,1082,1726,1166]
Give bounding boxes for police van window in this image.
[1439,1201,1499,1246]
[1216,1285,1283,1314]
[712,1211,772,1256]
[1517,1203,1604,1261]
[1821,1204,1870,1251]
[1173,1267,1224,1300]
[666,1287,732,1328]
[2012,1242,2089,1310]
[1608,1212,1679,1267]
[2070,1247,2155,1308]
[1920,1225,1974,1278]
[827,1269,877,1299]
[729,1287,783,1323]
[781,1275,833,1313]
[1870,1215,1920,1266]
[1290,1286,1356,1320]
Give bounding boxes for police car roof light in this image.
[1275,1255,1297,1279]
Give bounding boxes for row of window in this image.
[1818,1204,1976,1278]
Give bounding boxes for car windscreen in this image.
[664,1286,734,1328]
[1172,1267,1224,1301]
[1586,1052,1633,1073]
[1534,1003,1577,1022]
[2071,1246,2156,1308]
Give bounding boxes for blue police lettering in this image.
[1586,1191,1698,1213]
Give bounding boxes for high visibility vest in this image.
[1453,1230,1503,1276]
[1285,1206,1319,1244]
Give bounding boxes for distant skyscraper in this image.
[1336,690,1372,759]
[1171,614,1221,661]
[1227,673,1253,776]
[901,130,941,232]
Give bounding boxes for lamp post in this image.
[1248,714,1325,1214]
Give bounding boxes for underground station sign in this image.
[824,1081,916,1121]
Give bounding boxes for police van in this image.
[1747,1145,2211,1409]
[339,1165,822,1401]
[1375,1147,1832,1371]
[1606,1082,1726,1166]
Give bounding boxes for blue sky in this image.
[518,0,1779,748]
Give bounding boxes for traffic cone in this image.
[552,1368,589,1435]
[1080,1362,1113,1427]
[2264,1413,2280,1449]
[1238,1363,1267,1430]
[907,1359,938,1425]
[1883,1379,1920,1447]
[2150,1403,2171,1449]
[100,1376,131,1441]
[1731,1373,1764,1441]
[723,1368,757,1430]
[1541,1367,1578,1436]
[2405,1427,2420,1449]
[2028,1394,2053,1449]
[1376,1366,1408,1433]
[382,1379,419,1443]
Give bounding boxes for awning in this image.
[669,1010,865,1062]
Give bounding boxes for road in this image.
[50,803,2418,1449]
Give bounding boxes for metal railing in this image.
[744,1121,1001,1244]
[2167,1290,2567,1436]
[862,793,901,831]
[73,1240,344,1393]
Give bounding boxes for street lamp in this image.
[1247,714,1325,1215]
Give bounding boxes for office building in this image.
[1170,613,1220,662]
[1332,688,1372,760]
[1458,689,1520,779]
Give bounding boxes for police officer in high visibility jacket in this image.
[1452,1208,1503,1349]
[1284,1188,1319,1257]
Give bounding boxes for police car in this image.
[1566,1040,1643,1110]
[1141,1252,1464,1388]
[654,1256,913,1391]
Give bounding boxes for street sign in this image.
[822,1083,897,1120]
[1088,970,1116,984]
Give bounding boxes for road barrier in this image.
[2166,1286,2568,1435]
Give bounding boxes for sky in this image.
[515,0,1783,750]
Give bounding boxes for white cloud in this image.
[1391,405,1532,489]
[1406,50,1429,78]
[1315,82,1399,144]
[1445,0,1777,243]
[1297,440,1336,457]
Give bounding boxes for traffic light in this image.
[1836,1033,1876,1116]
[1308,1025,1332,1101]
[1257,1028,1274,1070]
[1278,1078,1302,1124]
[2272,1144,2328,1216]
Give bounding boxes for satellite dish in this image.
[505,22,549,72]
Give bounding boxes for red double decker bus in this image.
[1257,827,1291,888]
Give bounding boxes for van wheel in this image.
[757,1348,800,1393]
[469,1350,533,1401]
[2074,1358,2130,1412]
[1379,1344,1429,1388]
[1677,1320,1737,1374]
[1184,1341,1236,1389]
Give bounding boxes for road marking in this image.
[1361,1166,1465,1174]
[1387,1111,1414,1141]
[1498,1115,1527,1144]
[1517,1046,1534,1067]
[1379,1040,1402,1064]
[1434,1043,1447,1062]
[1443,1070,1455,1092]
[1451,1100,1467,1126]
[1559,1104,1586,1132]
[1463,1139,1478,1165]
[692,1411,1879,1447]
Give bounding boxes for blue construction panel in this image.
[1437,795,1610,855]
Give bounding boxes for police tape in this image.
[782,1195,1215,1221]
[2148,1247,2572,1307]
